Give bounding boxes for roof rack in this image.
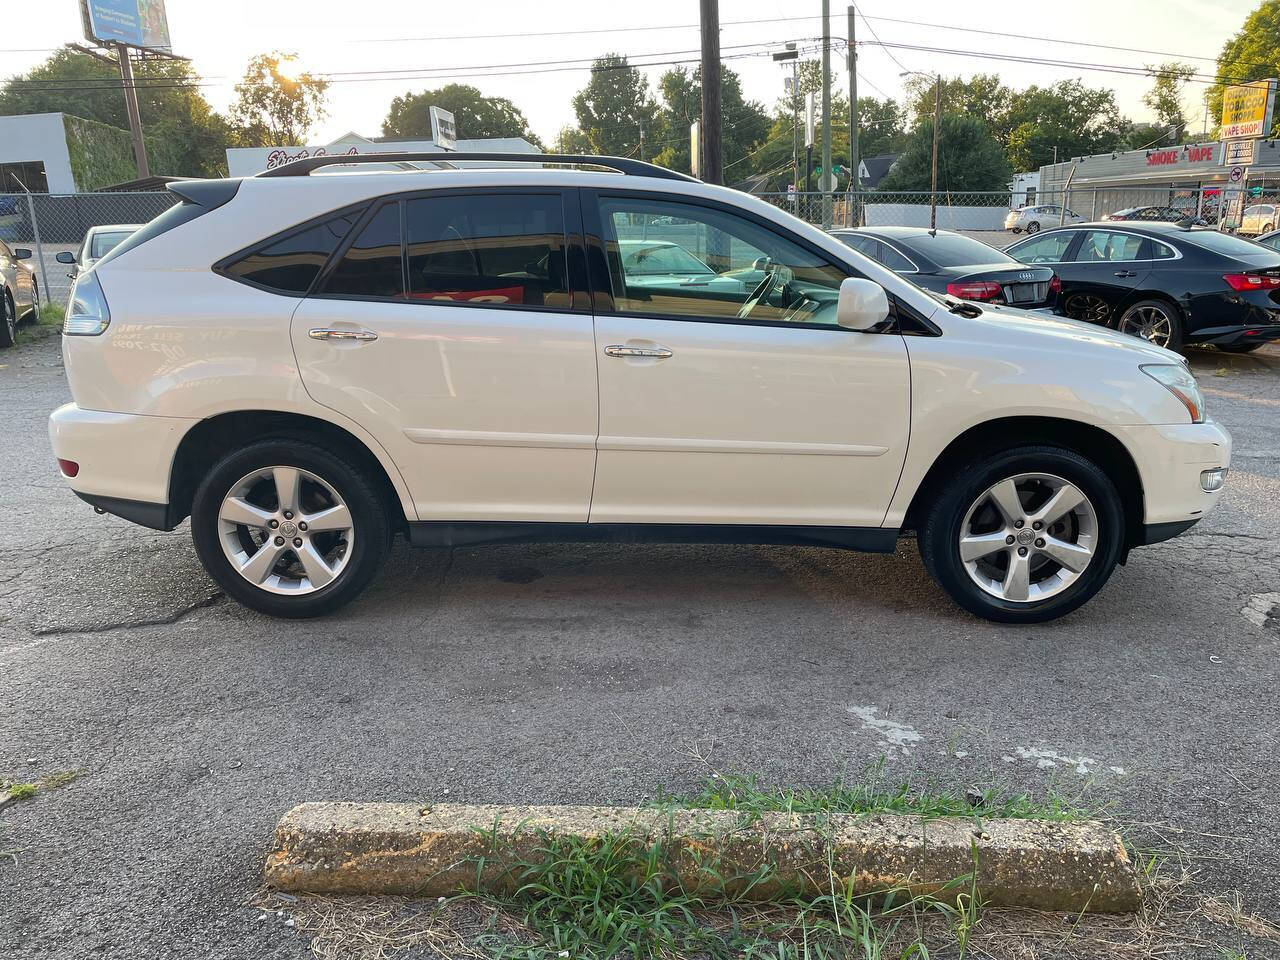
[256,151,698,182]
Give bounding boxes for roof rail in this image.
[256,152,699,182]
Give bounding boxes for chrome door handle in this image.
[604,344,673,359]
[1113,270,1137,278]
[309,327,378,342]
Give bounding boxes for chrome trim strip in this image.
[597,436,889,456]
[404,428,596,449]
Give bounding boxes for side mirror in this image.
[13,247,31,260]
[836,277,890,331]
[56,251,77,264]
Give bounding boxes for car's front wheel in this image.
[1026,221,1041,234]
[191,440,391,618]
[919,446,1124,623]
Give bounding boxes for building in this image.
[0,112,150,193]
[856,154,899,190]
[1037,139,1280,220]
[226,131,540,177]
[1008,171,1040,208]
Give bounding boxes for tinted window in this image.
[599,196,851,326]
[1152,241,1178,260]
[898,233,1013,267]
[877,242,915,272]
[406,194,568,308]
[1077,230,1143,262]
[1010,231,1074,263]
[1183,229,1280,259]
[324,203,404,298]
[224,210,361,294]
[836,233,877,257]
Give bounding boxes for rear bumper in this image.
[1114,420,1231,529]
[1189,322,1280,347]
[49,403,194,524]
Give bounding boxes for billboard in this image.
[81,0,172,51]
[1220,79,1276,140]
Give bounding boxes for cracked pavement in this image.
[1,335,1279,958]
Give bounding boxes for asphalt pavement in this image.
[1,333,1278,958]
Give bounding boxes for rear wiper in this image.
[943,295,983,317]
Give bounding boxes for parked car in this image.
[1004,204,1084,234]
[831,226,1059,309]
[0,239,39,348]
[55,223,142,279]
[1239,204,1277,236]
[49,153,1231,624]
[1253,228,1280,253]
[1101,206,1207,226]
[1007,222,1280,352]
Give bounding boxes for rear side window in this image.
[221,209,362,294]
[1151,241,1178,260]
[405,194,569,308]
[323,203,404,299]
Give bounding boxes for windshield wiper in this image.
[939,294,983,317]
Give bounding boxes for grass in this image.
[38,300,65,326]
[660,767,1089,823]
[2,783,36,801]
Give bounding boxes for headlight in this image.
[1141,363,1205,423]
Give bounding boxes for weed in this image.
[3,783,36,801]
[661,768,1088,823]
[38,301,65,326]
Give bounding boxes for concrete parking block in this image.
[264,802,1141,913]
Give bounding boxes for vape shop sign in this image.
[1146,145,1216,167]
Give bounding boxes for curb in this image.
[264,802,1141,913]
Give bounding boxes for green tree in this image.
[1002,80,1127,172]
[652,66,769,175]
[1143,62,1196,143]
[569,54,658,156]
[903,74,1011,138]
[0,46,233,177]
[1207,1,1280,136]
[232,52,329,146]
[855,96,909,158]
[879,114,1012,192]
[382,83,541,145]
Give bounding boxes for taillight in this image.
[64,270,111,336]
[1223,272,1280,291]
[946,280,1003,301]
[1048,274,1062,294]
[57,458,79,478]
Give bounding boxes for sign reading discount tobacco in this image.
[1221,80,1277,140]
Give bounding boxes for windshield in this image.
[622,244,714,276]
[1183,230,1280,259]
[90,230,133,259]
[898,233,1016,267]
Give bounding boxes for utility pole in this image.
[930,75,940,232]
[639,116,645,159]
[820,0,832,229]
[773,43,800,212]
[699,0,723,185]
[116,42,149,179]
[847,6,858,227]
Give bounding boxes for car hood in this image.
[960,300,1182,364]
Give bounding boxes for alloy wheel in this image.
[958,472,1098,603]
[217,465,355,595]
[1063,293,1111,324]
[3,296,13,344]
[1118,305,1173,347]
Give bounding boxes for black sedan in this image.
[1007,222,1280,352]
[830,227,1058,309]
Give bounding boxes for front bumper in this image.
[49,403,196,525]
[1114,419,1232,531]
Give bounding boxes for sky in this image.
[3,0,1258,150]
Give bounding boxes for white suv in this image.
[50,154,1230,623]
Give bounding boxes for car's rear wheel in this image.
[0,292,15,348]
[919,446,1124,623]
[20,280,38,324]
[1026,221,1041,234]
[191,440,391,618]
[1010,227,1022,234]
[1117,299,1183,351]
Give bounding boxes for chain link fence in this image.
[0,191,178,305]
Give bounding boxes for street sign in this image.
[689,121,700,178]
[1229,165,1245,183]
[1224,140,1257,165]
[429,107,456,151]
[818,171,836,192]
[1221,80,1276,140]
[1221,184,1246,231]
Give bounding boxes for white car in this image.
[1004,204,1084,234]
[49,154,1231,623]
[55,223,142,279]
[1239,204,1277,236]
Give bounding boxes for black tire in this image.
[1218,342,1266,353]
[1116,298,1184,352]
[191,439,391,618]
[1010,227,1022,234]
[0,291,15,349]
[1026,221,1041,234]
[19,280,38,324]
[919,445,1125,624]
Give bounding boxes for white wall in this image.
[0,113,77,193]
[863,203,1008,230]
